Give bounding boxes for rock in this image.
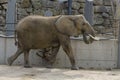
[58,0,68,3]
[0,16,5,25]
[102,13,109,18]
[32,1,41,9]
[1,10,6,16]
[94,26,105,33]
[0,6,2,10]
[105,6,112,13]
[78,8,84,14]
[33,9,44,15]
[72,2,81,10]
[50,0,57,1]
[0,11,1,14]
[17,8,28,16]
[2,4,7,10]
[103,0,111,6]
[75,0,85,3]
[80,3,85,8]
[21,0,31,8]
[26,8,33,13]
[0,0,7,3]
[94,14,104,25]
[94,0,103,5]
[72,10,79,15]
[44,10,53,16]
[94,6,107,13]
[103,19,110,26]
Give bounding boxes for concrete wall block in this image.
[0,37,5,64]
[0,35,118,69]
[77,60,117,69]
[53,47,68,68]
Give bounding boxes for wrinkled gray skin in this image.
[7,15,96,70]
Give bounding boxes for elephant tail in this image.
[14,30,18,46]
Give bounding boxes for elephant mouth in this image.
[83,33,99,44]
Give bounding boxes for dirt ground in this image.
[0,65,120,80]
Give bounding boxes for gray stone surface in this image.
[102,12,109,18]
[72,2,81,10]
[20,0,31,8]
[94,6,107,13]
[0,0,7,3]
[94,14,104,25]
[103,0,111,6]
[94,0,103,5]
[0,0,117,36]
[44,10,53,16]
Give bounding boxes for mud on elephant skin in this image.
[36,46,60,68]
[7,15,97,70]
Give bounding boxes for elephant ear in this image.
[55,15,78,36]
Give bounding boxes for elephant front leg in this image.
[43,44,60,68]
[49,44,60,63]
[61,40,79,70]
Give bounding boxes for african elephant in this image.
[7,15,97,70]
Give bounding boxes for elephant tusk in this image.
[88,34,100,41]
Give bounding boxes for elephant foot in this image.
[24,64,32,68]
[7,57,13,66]
[71,66,79,70]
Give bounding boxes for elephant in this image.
[7,15,97,70]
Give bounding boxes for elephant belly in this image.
[19,34,58,49]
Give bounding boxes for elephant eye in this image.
[82,22,85,26]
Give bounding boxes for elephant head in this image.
[55,15,98,44]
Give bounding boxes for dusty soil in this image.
[0,65,120,80]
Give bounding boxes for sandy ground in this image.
[0,65,120,80]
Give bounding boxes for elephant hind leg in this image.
[24,49,31,68]
[7,48,23,66]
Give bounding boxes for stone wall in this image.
[0,0,7,33]
[0,0,117,37]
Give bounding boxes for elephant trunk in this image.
[82,23,96,44]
